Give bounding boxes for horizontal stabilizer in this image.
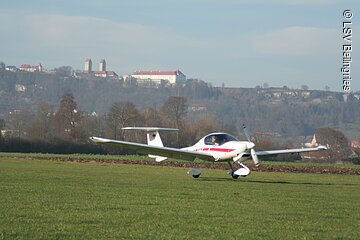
[149,155,167,162]
[122,127,179,132]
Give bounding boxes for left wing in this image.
[256,146,327,157]
[90,137,215,162]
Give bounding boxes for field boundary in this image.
[1,155,359,175]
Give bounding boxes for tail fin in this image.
[146,130,164,147]
[122,127,178,162]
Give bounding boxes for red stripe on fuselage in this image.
[195,148,235,153]
[209,148,235,152]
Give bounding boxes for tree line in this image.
[0,93,357,163]
[1,68,360,142]
[0,94,218,154]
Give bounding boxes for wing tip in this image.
[89,136,109,143]
[317,145,327,150]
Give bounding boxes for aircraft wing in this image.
[90,137,215,162]
[256,146,327,157]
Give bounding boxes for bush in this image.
[0,138,107,154]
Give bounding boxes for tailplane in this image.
[122,127,178,162]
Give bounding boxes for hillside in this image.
[0,69,359,141]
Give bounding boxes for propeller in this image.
[243,124,251,142]
[250,149,260,167]
[242,124,260,167]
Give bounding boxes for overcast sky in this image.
[0,0,359,91]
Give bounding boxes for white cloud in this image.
[0,13,210,71]
[21,14,196,48]
[252,26,339,56]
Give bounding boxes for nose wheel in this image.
[228,161,240,179]
[228,161,250,178]
[230,170,240,179]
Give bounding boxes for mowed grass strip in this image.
[0,158,359,240]
[1,152,359,168]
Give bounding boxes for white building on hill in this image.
[94,70,118,78]
[20,64,43,72]
[131,70,186,85]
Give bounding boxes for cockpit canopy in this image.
[204,133,238,146]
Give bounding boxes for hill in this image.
[0,69,359,142]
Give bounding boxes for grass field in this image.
[1,152,359,168]
[0,157,359,239]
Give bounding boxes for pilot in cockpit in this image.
[210,135,218,145]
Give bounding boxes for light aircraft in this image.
[90,126,327,179]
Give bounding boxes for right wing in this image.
[256,146,327,157]
[90,137,215,162]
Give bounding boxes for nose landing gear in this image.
[228,161,250,179]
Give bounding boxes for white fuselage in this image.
[186,141,248,161]
[181,132,250,161]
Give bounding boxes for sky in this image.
[0,0,359,91]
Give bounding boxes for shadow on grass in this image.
[198,177,358,186]
[197,177,235,182]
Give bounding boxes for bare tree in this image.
[190,113,218,140]
[315,126,351,159]
[106,101,139,140]
[27,102,55,140]
[139,107,162,127]
[5,110,31,138]
[54,93,82,140]
[161,96,187,129]
[161,96,188,146]
[81,113,104,139]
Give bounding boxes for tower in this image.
[84,58,92,73]
[99,59,106,71]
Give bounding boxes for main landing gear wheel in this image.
[187,168,201,178]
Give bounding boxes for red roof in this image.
[94,71,106,74]
[94,71,118,76]
[107,71,117,75]
[132,70,183,76]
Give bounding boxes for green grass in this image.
[0,158,359,239]
[1,152,359,168]
[260,160,360,168]
[0,152,149,160]
[0,152,193,163]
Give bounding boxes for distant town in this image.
[3,58,187,88]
